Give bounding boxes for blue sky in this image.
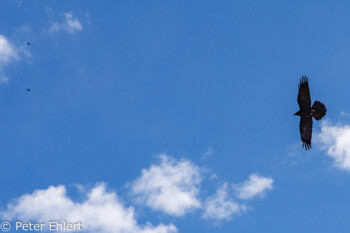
[1,1,350,232]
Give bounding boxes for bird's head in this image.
[294,111,300,116]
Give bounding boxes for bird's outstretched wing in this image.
[298,76,311,110]
[299,116,313,150]
[312,101,327,120]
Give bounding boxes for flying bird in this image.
[294,76,327,150]
[27,42,31,45]
[26,88,31,92]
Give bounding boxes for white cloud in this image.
[1,184,176,233]
[49,12,83,34]
[235,174,273,200]
[1,155,274,229]
[131,155,202,216]
[315,120,350,171]
[202,183,245,221]
[0,35,24,83]
[131,155,274,220]
[0,35,19,66]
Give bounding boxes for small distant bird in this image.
[27,42,31,45]
[26,88,31,92]
[294,76,327,150]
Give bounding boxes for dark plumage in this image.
[294,76,327,150]
[27,42,31,45]
[26,88,31,92]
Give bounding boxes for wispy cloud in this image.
[202,183,245,221]
[234,174,273,200]
[340,111,350,117]
[1,183,176,233]
[5,0,22,7]
[49,12,83,34]
[131,155,202,216]
[315,120,350,172]
[0,75,9,84]
[202,146,214,159]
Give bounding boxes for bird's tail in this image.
[312,101,327,120]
